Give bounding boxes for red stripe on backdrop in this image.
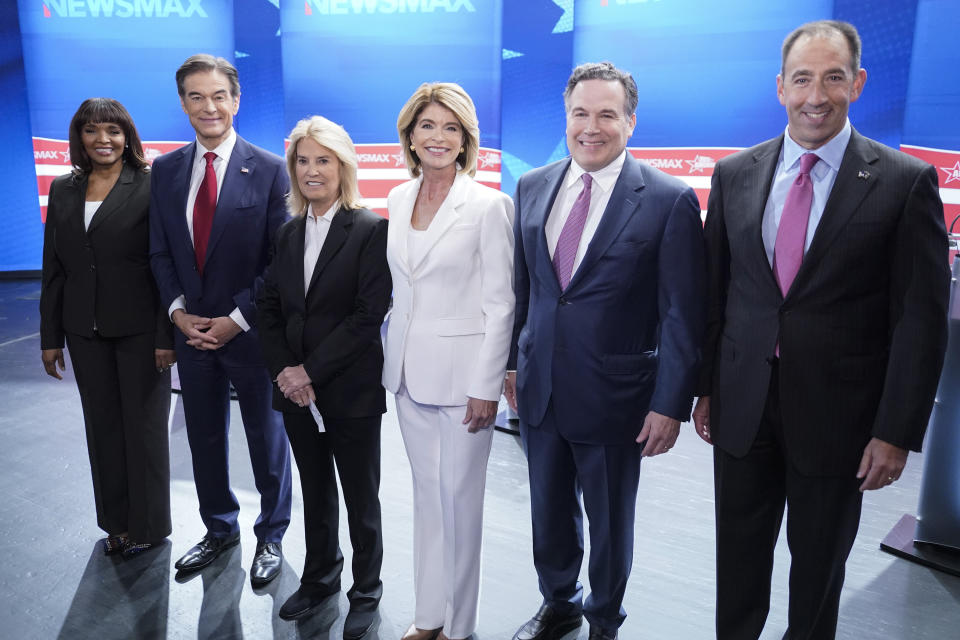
[901,145,960,234]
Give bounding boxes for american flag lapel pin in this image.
[858,170,870,179]
[240,167,249,174]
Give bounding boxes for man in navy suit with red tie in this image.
[505,62,706,640]
[150,54,292,585]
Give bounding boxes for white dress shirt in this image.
[167,128,249,330]
[303,201,339,294]
[545,150,626,276]
[762,120,851,266]
[84,201,102,231]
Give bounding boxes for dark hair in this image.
[175,53,241,97]
[68,98,146,175]
[781,20,862,75]
[563,61,639,117]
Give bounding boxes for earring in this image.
[460,147,465,153]
[410,144,415,151]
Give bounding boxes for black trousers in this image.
[283,411,383,610]
[66,331,172,542]
[714,363,863,640]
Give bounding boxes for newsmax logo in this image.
[42,0,208,18]
[303,0,475,15]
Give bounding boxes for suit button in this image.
[90,265,96,271]
[559,297,568,305]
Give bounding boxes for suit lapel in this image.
[390,179,417,277]
[566,155,645,291]
[409,173,468,274]
[205,135,255,264]
[62,174,88,236]
[793,129,879,293]
[307,206,352,295]
[292,215,308,301]
[170,142,196,254]
[747,137,783,296]
[530,161,569,293]
[87,164,136,233]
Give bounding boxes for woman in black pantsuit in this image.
[39,98,174,557]
[256,116,392,639]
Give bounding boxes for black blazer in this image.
[699,129,950,475]
[257,206,392,418]
[40,164,173,350]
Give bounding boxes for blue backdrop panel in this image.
[902,0,960,150]
[280,0,502,146]
[1,1,43,272]
[572,0,830,148]
[18,0,235,142]
[500,0,571,197]
[234,0,285,156]
[834,0,918,149]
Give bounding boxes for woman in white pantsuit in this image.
[383,83,515,640]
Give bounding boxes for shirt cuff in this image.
[229,307,250,332]
[168,296,186,320]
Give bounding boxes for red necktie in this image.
[773,152,820,296]
[552,173,593,290]
[193,151,218,274]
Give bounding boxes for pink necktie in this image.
[773,152,819,296]
[553,173,593,290]
[193,151,218,274]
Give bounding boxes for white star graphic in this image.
[552,0,573,34]
[393,152,406,167]
[941,161,960,186]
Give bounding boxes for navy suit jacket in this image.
[149,135,289,358]
[509,154,706,445]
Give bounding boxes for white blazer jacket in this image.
[382,172,515,405]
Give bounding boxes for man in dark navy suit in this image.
[504,62,706,640]
[150,54,292,586]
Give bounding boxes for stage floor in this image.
[1,279,957,639]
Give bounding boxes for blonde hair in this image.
[285,116,362,216]
[396,82,479,178]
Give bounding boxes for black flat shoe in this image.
[250,541,282,586]
[278,587,336,621]
[102,535,128,556]
[512,604,582,640]
[174,532,240,572]
[343,605,378,639]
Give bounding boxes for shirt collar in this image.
[306,200,339,223]
[782,119,851,175]
[565,149,627,193]
[196,128,237,164]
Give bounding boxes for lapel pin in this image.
[240,167,249,174]
[858,170,870,179]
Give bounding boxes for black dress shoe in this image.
[343,606,378,639]
[250,541,282,586]
[279,587,336,620]
[174,533,240,572]
[512,604,582,640]
[588,626,617,640]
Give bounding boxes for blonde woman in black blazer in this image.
[40,98,175,557]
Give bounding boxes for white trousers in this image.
[395,387,495,639]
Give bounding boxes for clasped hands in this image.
[172,310,241,351]
[275,365,315,408]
